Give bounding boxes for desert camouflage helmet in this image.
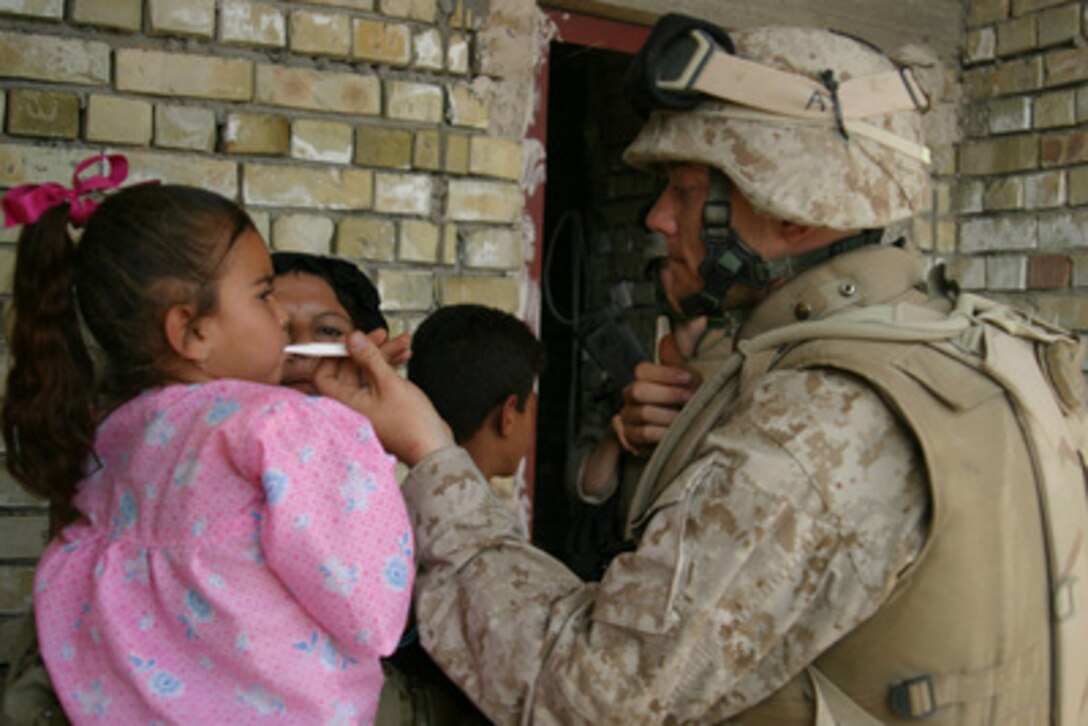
[624,23,932,230]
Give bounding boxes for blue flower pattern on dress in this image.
[43,385,411,721]
[205,397,240,425]
[327,700,358,726]
[144,411,174,447]
[293,632,358,671]
[339,462,376,513]
[130,655,185,698]
[172,450,199,489]
[114,490,138,534]
[178,589,213,640]
[319,557,359,596]
[124,549,149,585]
[72,680,110,716]
[383,531,413,592]
[262,470,288,506]
[236,683,286,716]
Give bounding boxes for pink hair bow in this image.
[2,153,132,229]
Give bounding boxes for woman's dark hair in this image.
[272,252,387,333]
[2,183,253,532]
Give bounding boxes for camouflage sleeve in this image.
[402,368,927,724]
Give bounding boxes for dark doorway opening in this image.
[532,38,660,577]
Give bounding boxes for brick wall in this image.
[956,0,1088,328]
[0,0,538,655]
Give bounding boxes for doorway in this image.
[530,13,659,576]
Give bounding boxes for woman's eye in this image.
[314,326,347,340]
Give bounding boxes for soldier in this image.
[318,14,1088,724]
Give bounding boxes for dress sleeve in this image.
[402,369,927,724]
[252,396,413,660]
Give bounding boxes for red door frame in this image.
[522,9,650,521]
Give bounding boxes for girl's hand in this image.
[315,332,453,466]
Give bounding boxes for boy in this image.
[408,304,544,480]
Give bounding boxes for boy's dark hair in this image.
[272,252,387,333]
[408,305,544,444]
[3,183,253,532]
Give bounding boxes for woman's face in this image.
[276,271,354,395]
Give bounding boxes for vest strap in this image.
[886,643,1045,720]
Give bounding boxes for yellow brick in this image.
[413,28,444,71]
[437,275,519,313]
[0,247,14,296]
[377,269,434,311]
[0,0,62,20]
[155,104,217,151]
[337,216,395,261]
[148,0,214,37]
[447,32,469,74]
[469,136,522,180]
[224,113,290,155]
[255,65,379,115]
[0,515,48,558]
[244,163,373,210]
[117,48,253,101]
[413,130,441,170]
[446,179,522,223]
[123,151,239,198]
[7,89,79,139]
[374,172,432,215]
[463,228,522,270]
[71,0,141,30]
[387,80,443,123]
[448,82,491,129]
[292,119,353,164]
[0,143,92,186]
[399,219,440,263]
[308,0,373,7]
[290,10,351,57]
[272,214,335,254]
[355,126,412,169]
[446,133,469,174]
[352,18,411,66]
[379,0,436,22]
[0,565,35,612]
[220,0,285,48]
[0,31,109,85]
[441,223,457,265]
[86,95,153,145]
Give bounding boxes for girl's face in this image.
[197,229,290,385]
[276,271,354,395]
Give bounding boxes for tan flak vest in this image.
[627,245,1088,725]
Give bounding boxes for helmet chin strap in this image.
[675,170,884,317]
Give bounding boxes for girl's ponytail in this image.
[3,203,96,533]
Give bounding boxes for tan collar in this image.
[736,244,927,342]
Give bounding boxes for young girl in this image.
[2,158,413,724]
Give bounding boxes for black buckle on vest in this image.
[888,674,937,719]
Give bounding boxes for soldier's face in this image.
[644,163,712,312]
[645,163,809,311]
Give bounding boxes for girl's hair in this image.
[2,183,254,531]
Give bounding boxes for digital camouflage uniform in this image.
[400,21,1088,726]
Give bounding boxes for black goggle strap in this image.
[647,16,931,164]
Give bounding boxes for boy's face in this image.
[497,391,537,478]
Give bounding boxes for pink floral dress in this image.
[34,380,413,724]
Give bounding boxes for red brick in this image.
[1041,131,1088,167]
[1027,253,1072,289]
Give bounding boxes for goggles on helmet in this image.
[624,13,931,165]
